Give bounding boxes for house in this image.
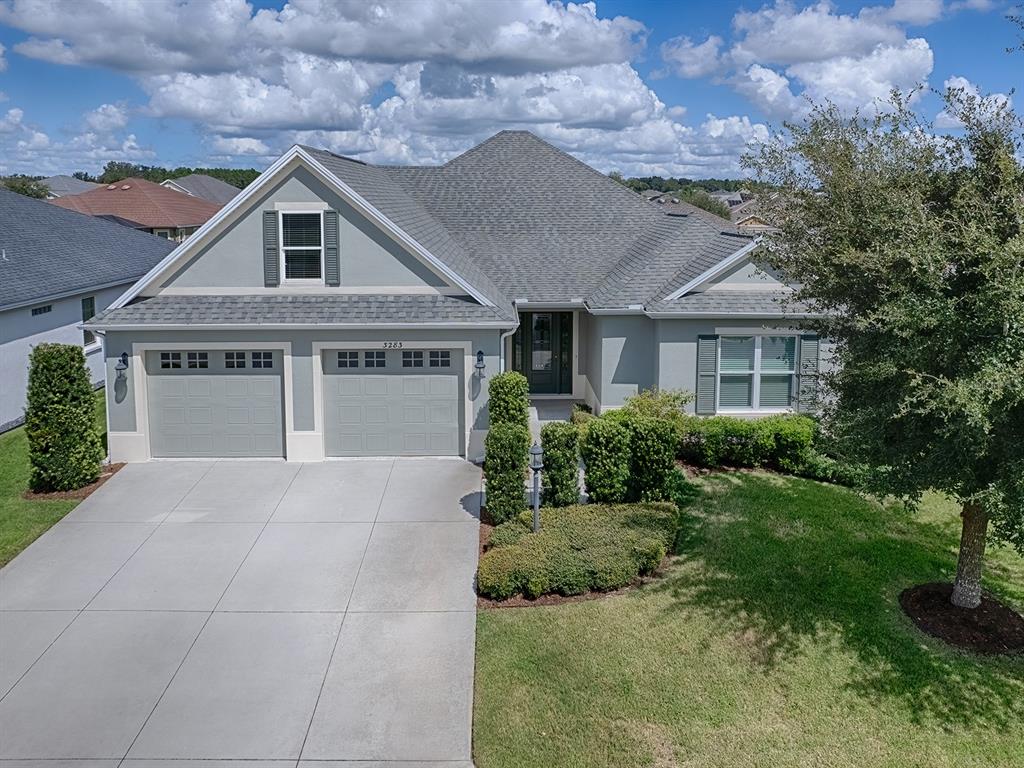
[0,189,176,431]
[645,192,734,226]
[39,174,101,199]
[161,174,242,205]
[49,177,222,241]
[729,198,775,233]
[87,131,820,464]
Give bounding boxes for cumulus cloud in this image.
[660,35,723,79]
[84,103,129,134]
[210,136,272,156]
[0,43,7,72]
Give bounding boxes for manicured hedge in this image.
[25,343,104,491]
[477,502,679,600]
[540,421,579,507]
[624,415,677,502]
[487,371,529,430]
[678,413,817,471]
[579,417,630,503]
[484,422,531,524]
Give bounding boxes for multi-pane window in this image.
[187,352,208,369]
[718,336,796,410]
[364,350,386,368]
[252,351,273,369]
[338,351,359,368]
[81,296,97,346]
[429,350,451,368]
[281,212,323,280]
[160,352,182,369]
[225,351,246,369]
[402,350,423,368]
[31,304,52,316]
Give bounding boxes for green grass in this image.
[474,472,1024,768]
[0,390,106,566]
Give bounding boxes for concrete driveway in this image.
[0,458,481,767]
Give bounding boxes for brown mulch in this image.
[900,582,1024,656]
[22,463,125,501]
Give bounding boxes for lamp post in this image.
[529,442,544,532]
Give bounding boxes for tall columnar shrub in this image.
[484,422,531,524]
[540,421,580,507]
[624,415,677,501]
[487,371,530,430]
[580,417,630,503]
[25,343,104,492]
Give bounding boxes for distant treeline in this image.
[84,163,261,189]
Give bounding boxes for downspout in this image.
[498,300,520,372]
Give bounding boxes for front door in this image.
[514,312,573,394]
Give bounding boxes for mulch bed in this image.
[900,582,1024,656]
[22,462,125,501]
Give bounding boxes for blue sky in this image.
[0,0,1018,177]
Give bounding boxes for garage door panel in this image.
[403,405,427,424]
[401,377,427,396]
[189,406,214,425]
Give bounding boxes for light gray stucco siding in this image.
[1,284,125,431]
[589,314,654,411]
[162,168,448,290]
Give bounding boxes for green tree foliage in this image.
[676,188,732,219]
[25,344,104,491]
[745,89,1024,609]
[98,161,260,189]
[2,175,48,198]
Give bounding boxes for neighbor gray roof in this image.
[647,290,814,316]
[40,175,101,197]
[88,294,508,327]
[0,188,177,311]
[163,174,241,205]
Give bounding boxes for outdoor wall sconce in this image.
[475,350,486,376]
[114,352,129,380]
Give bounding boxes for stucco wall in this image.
[702,259,787,289]
[161,167,448,291]
[582,314,654,411]
[103,327,501,461]
[0,284,126,431]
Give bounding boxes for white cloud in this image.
[733,64,804,119]
[0,108,25,134]
[210,136,271,156]
[660,35,723,79]
[862,0,944,25]
[0,43,7,72]
[84,103,129,134]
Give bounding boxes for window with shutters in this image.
[718,335,796,411]
[280,212,323,282]
[81,296,97,347]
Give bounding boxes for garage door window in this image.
[252,351,274,369]
[225,351,246,369]
[338,351,359,368]
[429,350,451,368]
[160,352,181,369]
[364,350,385,368]
[402,350,424,368]
[186,352,208,369]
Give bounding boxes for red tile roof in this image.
[49,177,222,229]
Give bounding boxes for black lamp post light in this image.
[529,441,544,532]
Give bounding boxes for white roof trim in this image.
[110,145,494,311]
[662,237,762,302]
[86,321,512,331]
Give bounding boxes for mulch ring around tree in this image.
[22,462,125,501]
[900,582,1024,656]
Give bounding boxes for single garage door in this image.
[146,349,284,458]
[323,348,462,457]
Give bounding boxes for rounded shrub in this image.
[484,422,530,524]
[759,414,817,472]
[25,343,104,492]
[540,421,579,507]
[580,417,630,503]
[487,371,529,430]
[623,414,677,502]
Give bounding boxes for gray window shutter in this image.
[324,209,340,287]
[797,334,820,413]
[696,335,719,415]
[262,211,280,287]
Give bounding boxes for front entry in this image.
[512,312,573,394]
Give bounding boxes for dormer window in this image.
[280,212,323,282]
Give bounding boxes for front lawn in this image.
[0,389,106,566]
[474,472,1024,768]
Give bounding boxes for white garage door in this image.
[146,350,284,458]
[323,348,462,457]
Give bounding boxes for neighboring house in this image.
[729,198,775,233]
[39,175,101,199]
[87,131,821,464]
[50,177,222,241]
[645,192,734,227]
[0,189,176,432]
[162,174,242,205]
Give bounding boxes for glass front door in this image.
[513,312,573,394]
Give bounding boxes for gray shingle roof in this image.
[40,175,101,197]
[647,290,814,316]
[88,294,508,327]
[163,174,241,205]
[0,188,177,311]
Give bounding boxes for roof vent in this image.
[121,184,131,190]
[106,184,116,190]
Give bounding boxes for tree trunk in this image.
[950,502,989,609]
